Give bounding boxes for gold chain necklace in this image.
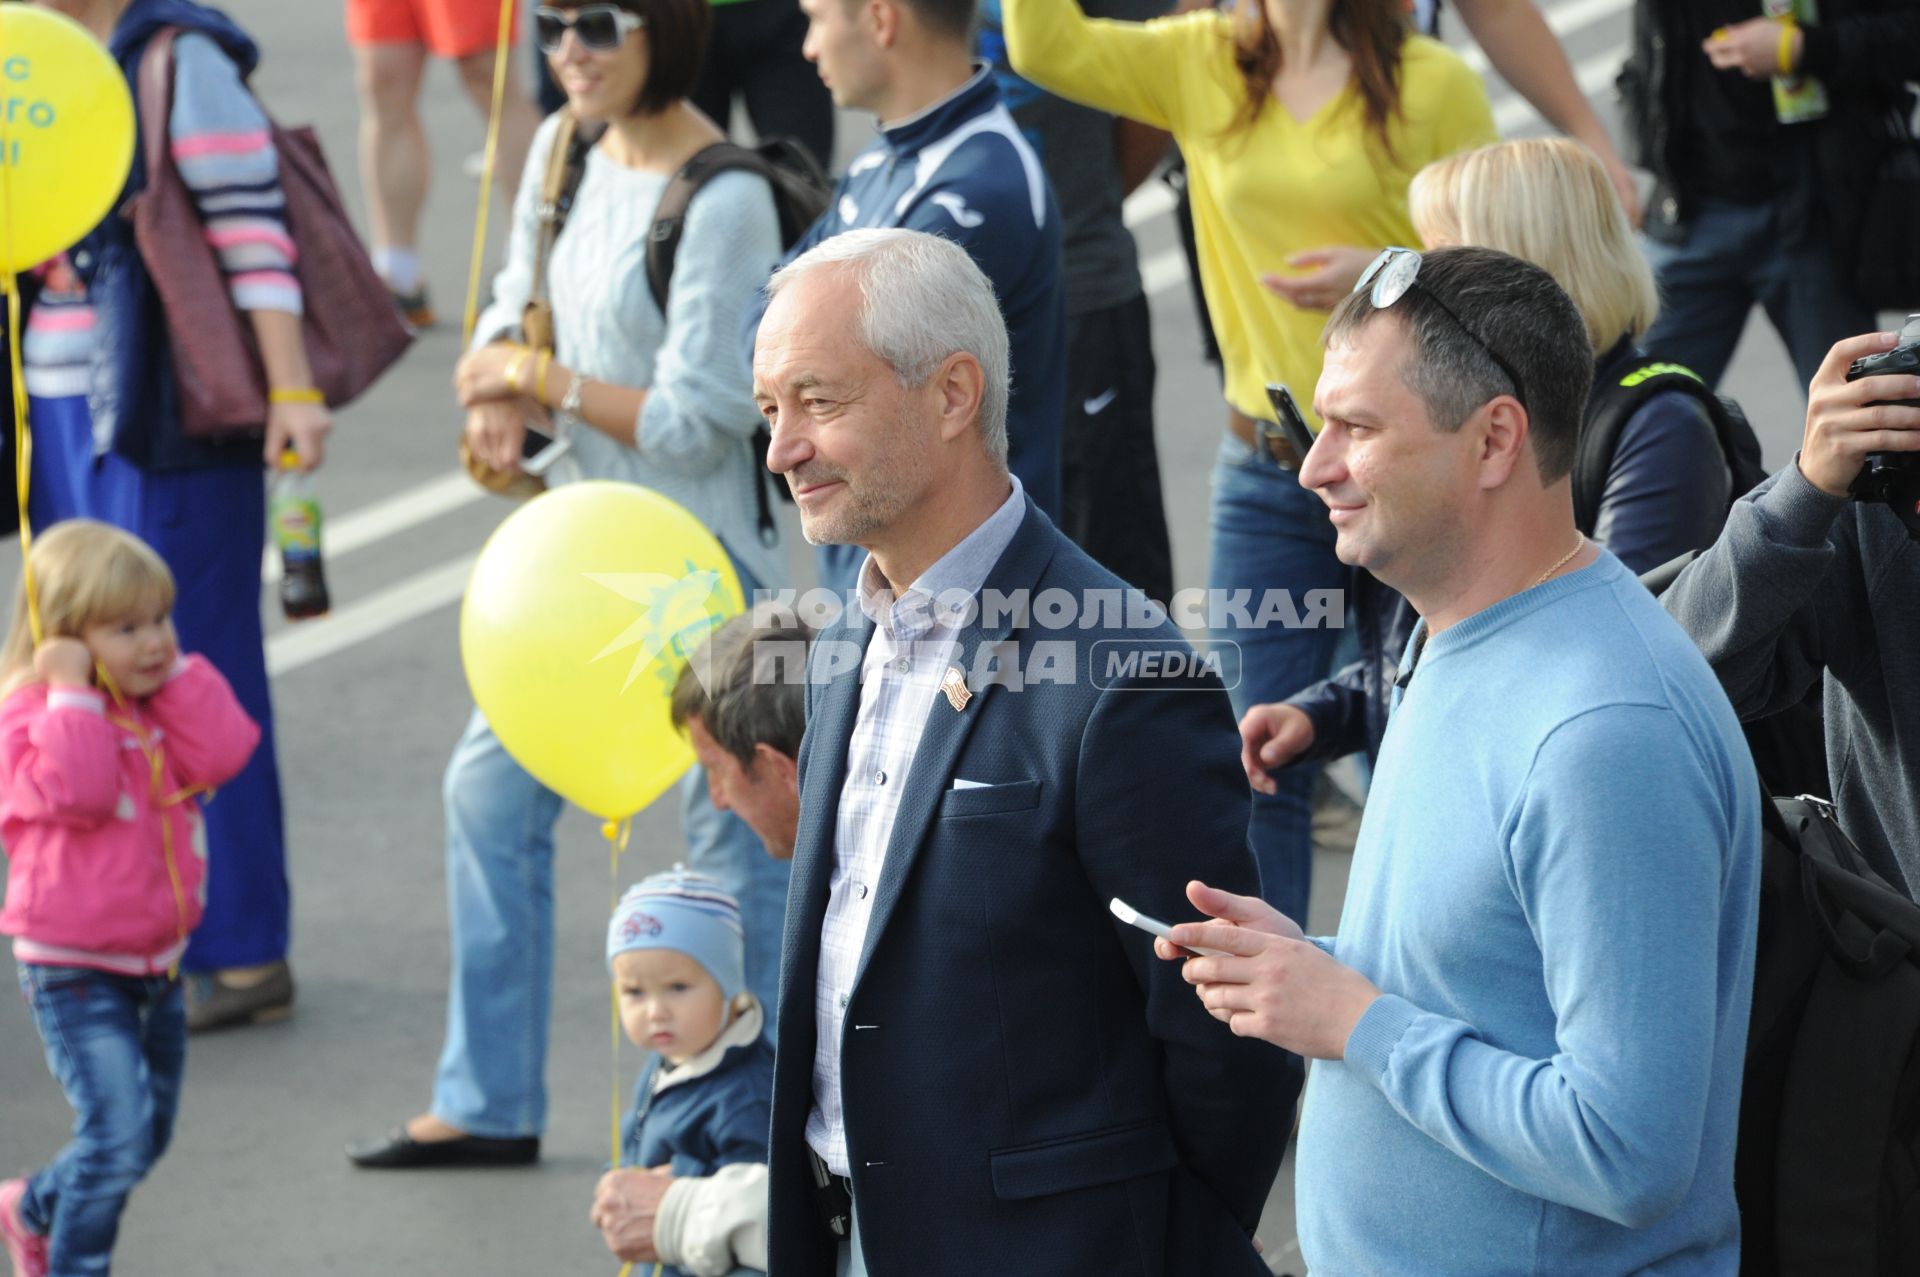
[1534,534,1587,587]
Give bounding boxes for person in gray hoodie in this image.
[1663,328,1920,894]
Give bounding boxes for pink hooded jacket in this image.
[0,655,259,973]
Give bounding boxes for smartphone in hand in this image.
[1109,898,1225,957]
[520,425,571,477]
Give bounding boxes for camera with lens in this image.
[1843,313,1920,540]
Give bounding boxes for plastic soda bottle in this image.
[270,447,331,621]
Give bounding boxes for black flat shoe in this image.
[346,1127,539,1169]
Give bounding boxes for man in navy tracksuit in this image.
[754,0,1066,593]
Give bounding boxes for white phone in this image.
[1109,898,1225,956]
[520,424,572,478]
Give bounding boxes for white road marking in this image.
[1122,181,1176,230]
[1493,43,1629,135]
[1460,0,1628,75]
[265,553,477,676]
[263,471,482,585]
[1141,246,1189,298]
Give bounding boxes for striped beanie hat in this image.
[606,868,745,1001]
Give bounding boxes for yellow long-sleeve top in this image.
[1004,3,1495,426]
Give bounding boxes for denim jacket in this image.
[623,995,774,1180]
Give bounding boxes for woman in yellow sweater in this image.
[1006,0,1493,923]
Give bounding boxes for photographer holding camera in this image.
[1663,324,1920,895]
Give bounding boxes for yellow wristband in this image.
[504,350,529,395]
[1778,20,1797,74]
[534,350,552,406]
[269,387,325,405]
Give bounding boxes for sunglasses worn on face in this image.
[534,4,645,53]
[1354,247,1530,410]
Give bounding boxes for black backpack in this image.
[1573,360,1772,535]
[644,138,831,312]
[1736,793,1920,1275]
[646,139,832,546]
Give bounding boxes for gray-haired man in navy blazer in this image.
[751,226,1297,1276]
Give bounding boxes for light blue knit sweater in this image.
[1297,551,1760,1275]
[476,115,785,590]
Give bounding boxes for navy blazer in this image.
[767,499,1298,1275]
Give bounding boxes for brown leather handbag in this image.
[126,29,412,439]
[459,111,598,499]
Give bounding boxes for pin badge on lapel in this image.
[940,665,972,712]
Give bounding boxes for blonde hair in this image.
[1410,138,1658,355]
[0,520,176,686]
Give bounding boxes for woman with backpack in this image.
[1243,137,1748,778]
[21,0,334,1033]
[347,0,792,1170]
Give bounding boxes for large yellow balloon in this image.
[461,483,745,821]
[0,7,136,272]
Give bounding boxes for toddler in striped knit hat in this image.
[603,869,776,1277]
[608,868,749,1067]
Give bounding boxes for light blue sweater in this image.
[1297,551,1760,1275]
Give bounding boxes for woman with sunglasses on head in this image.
[1002,0,1493,927]
[1250,140,1740,780]
[347,0,793,1183]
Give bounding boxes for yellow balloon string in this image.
[0,32,39,645]
[460,0,520,350]
[606,814,635,1277]
[95,663,208,980]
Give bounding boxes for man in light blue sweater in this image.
[1170,247,1761,1275]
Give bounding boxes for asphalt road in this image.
[0,0,1862,1272]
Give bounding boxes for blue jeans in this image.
[1641,198,1874,392]
[17,966,186,1277]
[1207,438,1347,927]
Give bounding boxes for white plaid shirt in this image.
[806,480,1025,1178]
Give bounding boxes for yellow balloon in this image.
[0,7,136,272]
[461,483,745,821]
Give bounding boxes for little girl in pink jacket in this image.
[0,520,258,1277]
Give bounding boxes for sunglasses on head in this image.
[1354,247,1529,410]
[534,3,645,53]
